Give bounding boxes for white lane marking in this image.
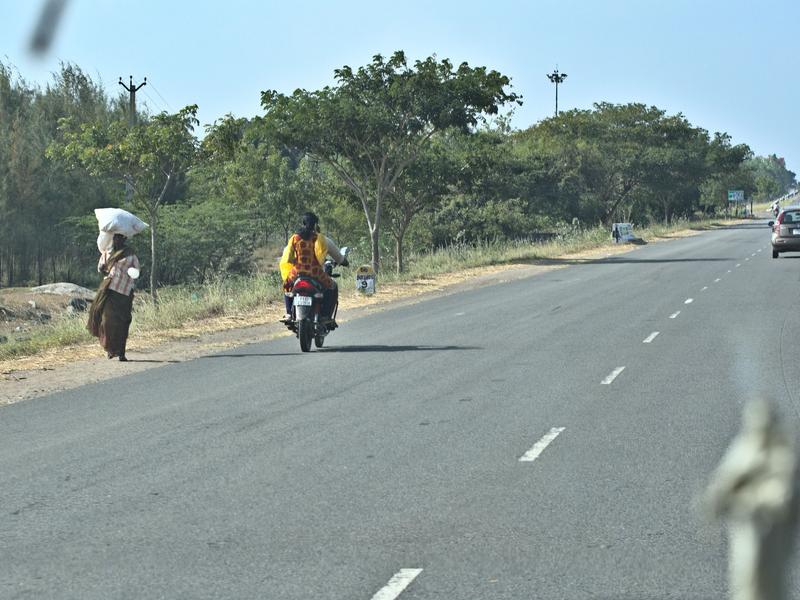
[758,249,763,253]
[643,331,660,344]
[736,263,741,268]
[745,258,750,261]
[601,366,625,385]
[751,253,756,257]
[669,311,681,319]
[684,298,694,304]
[728,270,732,273]
[714,278,721,282]
[371,569,424,600]
[519,427,565,462]
[701,286,708,291]
[455,312,465,316]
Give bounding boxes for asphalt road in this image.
[3,221,800,599]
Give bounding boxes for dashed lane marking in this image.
[685,298,694,304]
[643,331,660,343]
[714,278,721,283]
[601,367,626,385]
[736,264,742,268]
[519,427,566,462]
[701,286,708,291]
[669,311,681,319]
[371,569,424,600]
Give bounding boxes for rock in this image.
[29,283,94,298]
[0,306,15,319]
[68,297,89,312]
[28,300,36,310]
[0,335,7,344]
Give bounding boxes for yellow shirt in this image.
[279,233,328,282]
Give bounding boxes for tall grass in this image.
[0,218,733,361]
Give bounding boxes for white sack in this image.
[94,208,148,238]
[97,232,114,253]
[127,267,140,279]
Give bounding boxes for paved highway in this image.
[2,221,800,599]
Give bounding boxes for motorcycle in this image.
[285,247,349,352]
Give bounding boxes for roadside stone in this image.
[69,297,89,312]
[0,336,7,344]
[29,283,94,297]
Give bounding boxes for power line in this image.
[147,80,173,112]
[140,88,165,113]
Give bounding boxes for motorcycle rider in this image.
[279,211,348,325]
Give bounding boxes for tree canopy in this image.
[0,54,791,292]
[260,50,521,271]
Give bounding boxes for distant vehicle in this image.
[769,206,800,258]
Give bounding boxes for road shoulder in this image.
[0,234,692,405]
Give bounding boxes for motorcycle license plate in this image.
[293,296,313,306]
[794,230,800,235]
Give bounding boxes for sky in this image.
[2,0,799,173]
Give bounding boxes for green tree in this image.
[260,51,520,272]
[50,105,199,299]
[747,155,795,201]
[385,135,457,273]
[0,62,117,286]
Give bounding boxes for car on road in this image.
[769,205,800,258]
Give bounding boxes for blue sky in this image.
[3,0,799,173]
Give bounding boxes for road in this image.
[2,221,800,599]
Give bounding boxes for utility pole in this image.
[118,76,146,204]
[118,75,146,126]
[546,68,567,117]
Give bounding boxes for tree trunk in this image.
[395,235,403,275]
[394,221,409,275]
[370,225,380,274]
[149,210,158,303]
[36,246,43,286]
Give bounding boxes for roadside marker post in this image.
[355,265,376,296]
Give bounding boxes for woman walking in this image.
[87,233,140,361]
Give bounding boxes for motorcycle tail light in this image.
[293,280,316,294]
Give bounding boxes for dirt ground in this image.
[0,231,701,405]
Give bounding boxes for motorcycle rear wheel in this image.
[298,319,313,352]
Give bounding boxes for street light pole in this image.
[546,68,567,117]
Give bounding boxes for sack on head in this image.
[94,208,148,238]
